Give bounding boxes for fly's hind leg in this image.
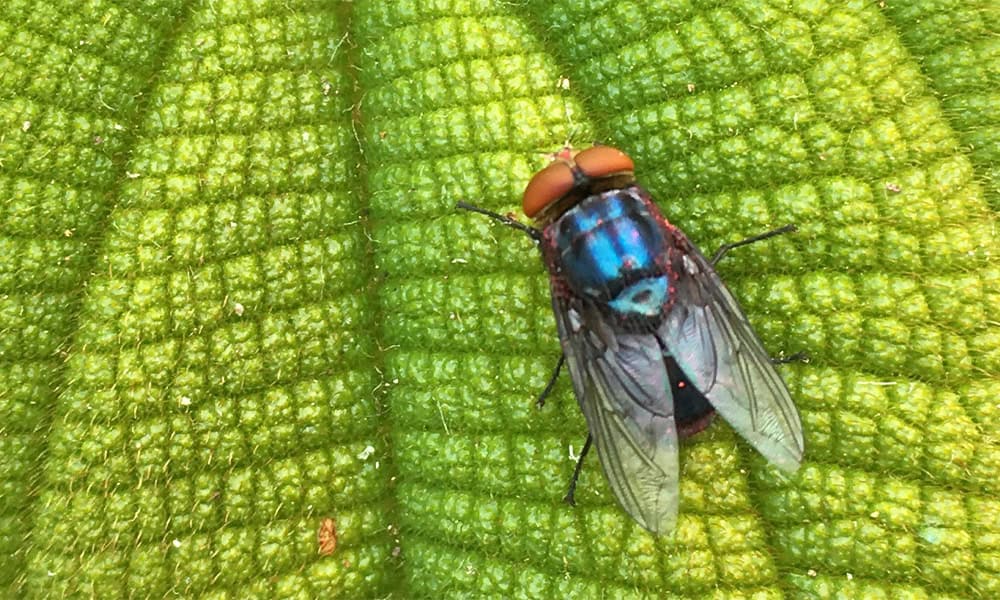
[534,356,593,506]
[772,351,809,364]
[563,433,593,506]
[710,224,797,265]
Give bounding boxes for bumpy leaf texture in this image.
[1,0,998,598]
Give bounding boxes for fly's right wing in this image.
[660,229,805,472]
[552,294,680,534]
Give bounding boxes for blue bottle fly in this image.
[457,145,804,534]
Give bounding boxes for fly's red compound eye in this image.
[522,161,574,218]
[573,145,635,179]
[522,146,635,218]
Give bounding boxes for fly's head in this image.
[522,145,637,227]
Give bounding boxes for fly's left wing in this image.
[552,295,680,534]
[660,228,805,471]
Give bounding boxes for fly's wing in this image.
[552,294,680,534]
[660,229,804,471]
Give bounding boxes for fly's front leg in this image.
[563,433,593,506]
[456,201,543,243]
[710,224,797,265]
[535,354,565,409]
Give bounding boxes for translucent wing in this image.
[552,294,680,534]
[660,228,805,471]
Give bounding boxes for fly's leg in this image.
[710,224,797,265]
[772,351,809,365]
[536,354,565,409]
[456,201,543,243]
[535,356,588,506]
[563,433,593,506]
[711,225,805,361]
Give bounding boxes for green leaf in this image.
[2,0,998,597]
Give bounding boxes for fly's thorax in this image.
[544,187,673,321]
[529,171,637,227]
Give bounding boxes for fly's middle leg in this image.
[535,354,565,409]
[710,224,797,265]
[711,225,805,362]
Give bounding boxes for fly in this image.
[457,145,804,534]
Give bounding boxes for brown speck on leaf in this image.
[342,559,351,569]
[379,131,387,139]
[885,182,902,193]
[318,517,337,556]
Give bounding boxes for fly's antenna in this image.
[456,201,543,243]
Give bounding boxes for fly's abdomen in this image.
[553,188,670,318]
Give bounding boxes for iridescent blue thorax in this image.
[545,187,671,319]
